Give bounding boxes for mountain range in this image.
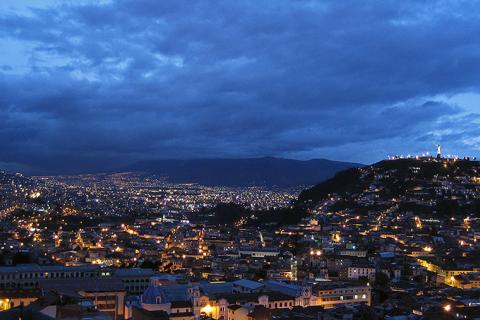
[123,157,362,187]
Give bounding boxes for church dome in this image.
[142,285,170,304]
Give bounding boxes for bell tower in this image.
[187,284,200,307]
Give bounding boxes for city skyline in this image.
[1,1,480,174]
[2,2,480,320]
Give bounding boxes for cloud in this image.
[0,0,479,173]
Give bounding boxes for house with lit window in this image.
[0,289,41,311]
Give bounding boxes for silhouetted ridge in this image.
[124,157,361,187]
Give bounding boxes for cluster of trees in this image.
[195,202,308,227]
[0,251,31,266]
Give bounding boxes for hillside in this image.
[0,170,44,210]
[297,157,480,217]
[123,157,361,187]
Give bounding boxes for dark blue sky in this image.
[1,1,480,174]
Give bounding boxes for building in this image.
[238,248,279,258]
[232,280,265,293]
[135,278,371,319]
[114,268,157,295]
[312,282,371,309]
[39,279,126,319]
[136,279,312,320]
[417,258,480,286]
[0,264,110,289]
[451,273,480,289]
[226,305,249,320]
[0,289,41,311]
[347,265,376,281]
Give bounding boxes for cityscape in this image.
[1,1,480,320]
[1,149,480,319]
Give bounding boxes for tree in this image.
[12,252,30,265]
[375,272,390,287]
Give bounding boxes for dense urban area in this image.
[1,153,480,320]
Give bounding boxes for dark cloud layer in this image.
[0,0,480,174]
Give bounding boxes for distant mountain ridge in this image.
[123,157,362,187]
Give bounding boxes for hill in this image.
[296,157,480,217]
[123,157,361,187]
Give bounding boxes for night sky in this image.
[1,1,480,174]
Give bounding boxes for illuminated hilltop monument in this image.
[388,144,477,162]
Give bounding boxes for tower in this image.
[187,284,200,306]
[437,144,441,159]
[291,258,298,281]
[296,280,312,306]
[187,284,201,320]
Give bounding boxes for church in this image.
[134,278,313,320]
